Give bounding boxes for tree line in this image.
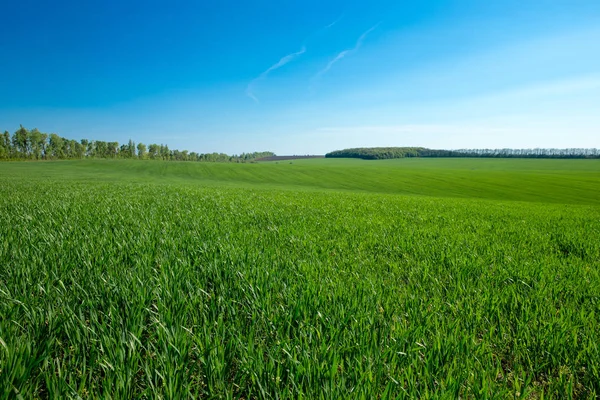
[326,147,600,160]
[0,125,274,162]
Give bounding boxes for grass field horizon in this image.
[2,157,599,206]
[1,158,599,398]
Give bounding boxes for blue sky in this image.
[1,0,599,154]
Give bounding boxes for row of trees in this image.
[326,147,427,159]
[326,147,600,160]
[451,148,600,158]
[0,126,275,162]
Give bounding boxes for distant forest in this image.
[326,147,600,160]
[0,125,274,162]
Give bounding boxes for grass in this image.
[1,158,599,398]
[1,157,599,205]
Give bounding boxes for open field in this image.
[1,159,600,398]
[1,158,599,205]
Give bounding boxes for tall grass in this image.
[1,163,599,398]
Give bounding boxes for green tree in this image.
[28,128,47,159]
[0,131,11,159]
[2,131,11,156]
[48,134,64,159]
[72,140,85,159]
[39,133,48,159]
[107,142,119,158]
[160,144,170,160]
[87,140,95,157]
[94,141,107,158]
[137,142,147,159]
[148,144,160,159]
[61,139,73,159]
[81,139,89,157]
[127,139,136,158]
[12,125,29,158]
[119,143,129,158]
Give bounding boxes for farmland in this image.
[1,158,600,398]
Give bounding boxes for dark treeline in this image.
[327,147,428,159]
[326,147,600,160]
[0,125,274,162]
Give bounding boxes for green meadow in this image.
[1,158,600,398]
[2,158,599,204]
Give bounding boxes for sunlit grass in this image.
[1,157,599,205]
[1,160,599,398]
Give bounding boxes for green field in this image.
[1,159,600,398]
[2,158,600,205]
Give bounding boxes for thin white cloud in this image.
[263,47,307,77]
[324,14,344,30]
[245,90,260,104]
[313,22,382,82]
[246,46,306,103]
[246,16,342,103]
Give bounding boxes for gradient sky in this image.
[1,0,599,154]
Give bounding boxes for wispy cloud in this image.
[313,22,381,83]
[246,46,307,102]
[246,16,342,103]
[323,13,344,30]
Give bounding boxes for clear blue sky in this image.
[1,0,599,154]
